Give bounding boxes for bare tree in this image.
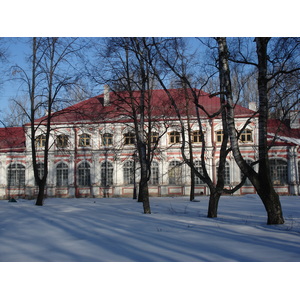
[217,37,300,224]
[143,37,247,217]
[92,37,169,214]
[11,37,87,206]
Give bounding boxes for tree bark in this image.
[207,190,222,218]
[256,37,284,224]
[36,180,46,206]
[217,37,284,224]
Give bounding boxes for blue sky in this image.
[0,38,31,111]
[0,37,206,114]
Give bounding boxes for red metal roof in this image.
[30,88,256,125]
[268,119,300,140]
[1,92,299,152]
[0,127,25,152]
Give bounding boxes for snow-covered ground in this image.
[1,194,299,262]
[1,194,299,299]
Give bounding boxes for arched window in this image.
[56,162,68,186]
[79,134,91,147]
[194,160,205,185]
[78,162,91,186]
[123,161,134,185]
[7,163,25,187]
[35,134,46,148]
[149,161,159,185]
[270,159,288,185]
[168,161,182,184]
[169,131,180,144]
[101,161,113,186]
[102,133,113,146]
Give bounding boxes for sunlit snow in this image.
[1,194,299,262]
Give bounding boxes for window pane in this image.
[149,162,159,185]
[57,163,68,186]
[192,131,202,143]
[123,161,134,184]
[194,161,204,185]
[8,163,25,187]
[78,162,91,186]
[240,129,252,142]
[270,159,288,185]
[101,161,113,186]
[124,133,135,145]
[150,132,159,144]
[216,130,223,143]
[170,132,180,144]
[36,135,46,148]
[79,134,91,147]
[102,133,113,146]
[168,161,182,184]
[56,135,69,148]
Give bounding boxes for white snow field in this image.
[0,194,299,262]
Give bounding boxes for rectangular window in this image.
[194,161,205,185]
[102,133,113,146]
[168,161,182,184]
[56,163,68,186]
[150,132,159,144]
[56,135,69,148]
[101,162,113,186]
[79,134,91,147]
[8,164,25,187]
[169,132,180,144]
[149,162,159,185]
[124,133,135,145]
[192,131,202,143]
[35,135,46,148]
[240,130,253,143]
[270,160,288,185]
[216,130,223,143]
[123,161,134,184]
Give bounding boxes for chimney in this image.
[289,110,300,129]
[248,102,257,111]
[104,84,110,106]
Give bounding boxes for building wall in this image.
[0,117,299,199]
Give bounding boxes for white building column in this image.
[288,146,299,195]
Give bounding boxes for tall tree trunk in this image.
[139,179,151,213]
[133,38,151,214]
[207,190,222,218]
[190,167,195,202]
[217,37,284,224]
[137,143,151,213]
[256,38,284,224]
[36,180,46,206]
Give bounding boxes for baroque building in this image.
[0,88,299,199]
